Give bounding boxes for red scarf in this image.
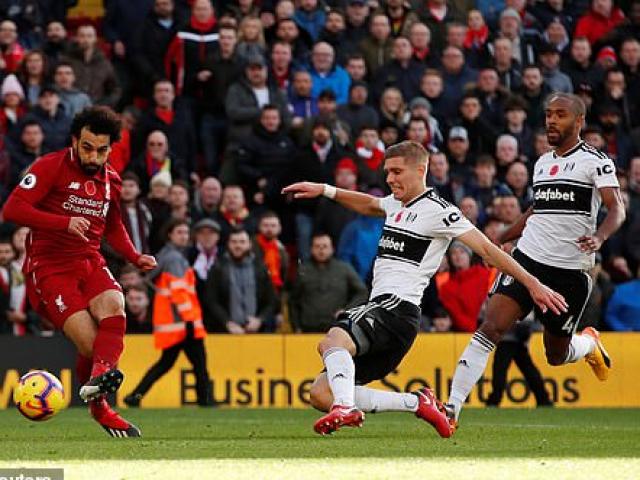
[463,25,489,49]
[155,107,174,125]
[219,205,249,225]
[356,139,385,171]
[413,47,430,60]
[190,14,217,33]
[256,234,283,291]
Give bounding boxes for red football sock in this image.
[76,354,92,385]
[91,315,126,378]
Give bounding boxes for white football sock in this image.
[354,386,418,413]
[323,347,355,408]
[563,333,596,363]
[448,331,496,420]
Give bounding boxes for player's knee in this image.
[92,292,125,319]
[545,350,566,366]
[478,323,504,345]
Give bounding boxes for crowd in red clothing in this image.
[1,0,640,335]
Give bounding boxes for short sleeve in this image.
[426,204,475,239]
[590,158,619,189]
[378,194,400,214]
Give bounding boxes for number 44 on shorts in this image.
[561,315,575,333]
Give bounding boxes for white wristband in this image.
[323,184,337,199]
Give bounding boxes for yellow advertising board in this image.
[118,333,640,408]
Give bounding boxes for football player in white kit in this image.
[436,93,626,437]
[282,141,567,437]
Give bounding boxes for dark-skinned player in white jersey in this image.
[430,93,627,437]
[282,141,567,437]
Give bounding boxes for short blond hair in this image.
[384,141,429,166]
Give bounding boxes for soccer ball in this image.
[13,370,66,421]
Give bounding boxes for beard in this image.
[546,127,571,146]
[75,147,102,175]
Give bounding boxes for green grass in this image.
[1,408,639,479]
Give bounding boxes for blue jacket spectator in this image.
[294,2,326,42]
[337,214,384,282]
[308,42,351,104]
[606,279,640,331]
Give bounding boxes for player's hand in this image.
[227,321,245,334]
[577,235,603,253]
[529,279,568,315]
[136,255,157,271]
[68,217,91,242]
[281,182,324,199]
[245,316,262,333]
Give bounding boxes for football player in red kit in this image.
[3,107,157,437]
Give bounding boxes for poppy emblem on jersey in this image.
[19,173,37,190]
[549,165,560,176]
[85,181,97,196]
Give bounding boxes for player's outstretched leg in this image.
[313,328,364,435]
[90,396,141,438]
[581,327,611,380]
[413,387,456,438]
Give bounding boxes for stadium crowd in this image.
[1,0,640,336]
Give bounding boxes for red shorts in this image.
[26,258,122,329]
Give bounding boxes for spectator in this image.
[620,38,640,95]
[188,217,221,298]
[441,46,478,118]
[437,240,492,332]
[427,150,456,203]
[318,9,350,65]
[446,125,473,179]
[289,70,317,128]
[7,121,43,190]
[405,96,443,149]
[268,41,294,93]
[495,193,522,225]
[377,86,406,131]
[134,79,196,174]
[464,9,490,54]
[495,8,537,66]
[601,68,639,132]
[359,12,394,77]
[143,171,172,239]
[337,81,379,137]
[504,161,533,211]
[120,172,153,255]
[124,218,212,407]
[345,53,367,82]
[17,50,48,107]
[336,206,385,282]
[0,20,24,75]
[133,0,183,97]
[253,210,289,295]
[384,0,420,37]
[428,307,453,332]
[542,19,570,56]
[63,24,121,107]
[53,62,92,119]
[200,25,240,176]
[459,196,481,226]
[456,91,497,158]
[236,104,295,206]
[192,176,222,222]
[503,95,535,162]
[215,185,259,243]
[204,227,277,333]
[314,159,360,247]
[409,22,438,67]
[167,180,191,223]
[518,65,551,130]
[294,0,326,42]
[495,133,520,180]
[23,85,71,152]
[563,36,603,93]
[274,18,311,63]
[125,285,153,334]
[574,0,625,47]
[225,54,291,144]
[596,101,633,170]
[164,0,219,98]
[490,37,522,91]
[42,21,71,66]
[294,89,351,148]
[605,272,640,331]
[344,0,370,48]
[538,41,574,93]
[355,127,385,190]
[236,16,267,67]
[416,0,465,52]
[289,233,368,332]
[308,42,351,104]
[132,129,187,194]
[530,0,574,32]
[373,36,425,103]
[595,44,618,71]
[419,69,448,122]
[466,154,511,215]
[473,68,509,131]
[0,74,27,137]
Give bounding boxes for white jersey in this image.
[370,189,474,306]
[518,140,619,271]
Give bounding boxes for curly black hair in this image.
[70,106,122,144]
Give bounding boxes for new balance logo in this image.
[68,181,81,190]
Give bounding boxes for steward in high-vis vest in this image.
[124,219,213,407]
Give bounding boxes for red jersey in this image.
[3,148,140,273]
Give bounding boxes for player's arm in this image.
[577,187,626,253]
[282,182,385,217]
[498,207,533,244]
[457,228,568,315]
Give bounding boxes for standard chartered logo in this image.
[379,236,405,252]
[535,188,575,202]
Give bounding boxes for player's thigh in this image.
[317,326,357,357]
[537,270,592,338]
[481,293,526,344]
[63,310,99,358]
[309,373,332,412]
[86,265,125,320]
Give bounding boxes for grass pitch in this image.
[1,408,639,479]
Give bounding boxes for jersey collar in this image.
[404,188,430,208]
[552,139,583,159]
